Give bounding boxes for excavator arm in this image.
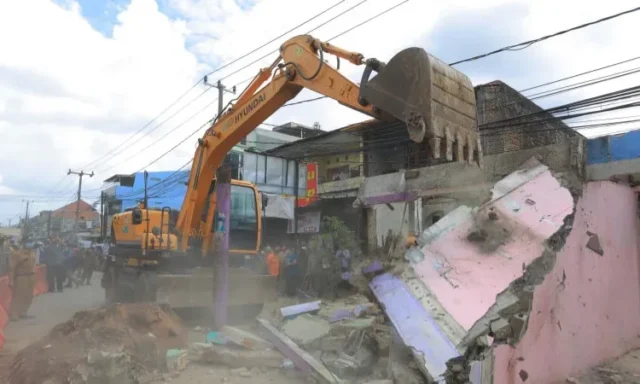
[175,34,479,252]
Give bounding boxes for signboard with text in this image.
[298,163,318,208]
[287,211,321,234]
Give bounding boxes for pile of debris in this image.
[5,303,187,384]
[181,263,424,383]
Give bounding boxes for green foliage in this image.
[320,216,358,252]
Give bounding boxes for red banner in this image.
[298,163,318,207]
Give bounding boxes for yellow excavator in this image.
[102,34,478,313]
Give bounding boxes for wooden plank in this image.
[257,318,343,384]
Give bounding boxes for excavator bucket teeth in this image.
[360,48,480,164]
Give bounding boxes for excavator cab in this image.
[359,48,480,164]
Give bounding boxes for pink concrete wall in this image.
[413,169,573,329]
[493,181,640,384]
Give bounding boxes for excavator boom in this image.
[176,34,479,252]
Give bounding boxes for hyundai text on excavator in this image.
[102,34,479,314]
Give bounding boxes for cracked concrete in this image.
[448,189,578,383]
[396,159,578,383]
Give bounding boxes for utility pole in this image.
[204,77,235,329]
[100,191,105,241]
[46,210,52,238]
[68,169,94,235]
[22,199,33,240]
[214,166,231,329]
[204,77,236,116]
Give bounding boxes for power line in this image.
[220,0,410,107]
[519,54,640,93]
[46,1,354,196]
[125,1,408,177]
[82,84,204,171]
[326,0,409,41]
[202,0,348,80]
[98,95,219,174]
[449,6,640,66]
[217,0,373,83]
[93,88,214,173]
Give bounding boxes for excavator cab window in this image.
[131,208,143,225]
[229,185,258,251]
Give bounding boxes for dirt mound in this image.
[5,303,187,384]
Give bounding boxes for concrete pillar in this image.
[408,200,416,235]
[366,207,377,252]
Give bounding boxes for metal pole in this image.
[214,167,231,329]
[100,192,105,240]
[46,211,52,238]
[144,171,150,251]
[22,199,32,240]
[217,80,224,115]
[203,77,235,116]
[293,161,299,248]
[68,169,94,235]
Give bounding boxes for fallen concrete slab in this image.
[369,273,459,382]
[281,313,331,347]
[221,325,272,350]
[188,342,283,368]
[257,318,343,384]
[280,300,322,319]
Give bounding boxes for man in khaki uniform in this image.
[8,242,36,321]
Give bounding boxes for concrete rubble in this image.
[363,158,583,383]
[58,159,619,384]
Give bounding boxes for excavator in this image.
[102,34,479,314]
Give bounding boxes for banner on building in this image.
[264,193,295,220]
[298,163,318,208]
[287,211,321,234]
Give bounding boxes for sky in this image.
[1,0,640,222]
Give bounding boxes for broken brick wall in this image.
[493,181,640,384]
[411,163,572,331]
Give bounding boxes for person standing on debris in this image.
[335,246,352,274]
[283,245,302,296]
[7,240,36,321]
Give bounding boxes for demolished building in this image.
[354,82,640,383]
[262,74,640,382]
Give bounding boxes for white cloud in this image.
[0,0,639,222]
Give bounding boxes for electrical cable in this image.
[98,95,219,173]
[201,0,348,79]
[217,0,377,83]
[449,6,640,66]
[520,54,640,93]
[44,0,355,198]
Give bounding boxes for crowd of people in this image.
[260,244,304,296]
[39,236,102,293]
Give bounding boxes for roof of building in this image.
[52,200,98,220]
[266,119,387,159]
[273,122,324,139]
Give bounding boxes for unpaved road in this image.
[0,273,305,384]
[0,273,104,360]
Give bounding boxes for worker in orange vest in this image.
[265,246,280,277]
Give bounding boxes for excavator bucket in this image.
[360,48,480,164]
